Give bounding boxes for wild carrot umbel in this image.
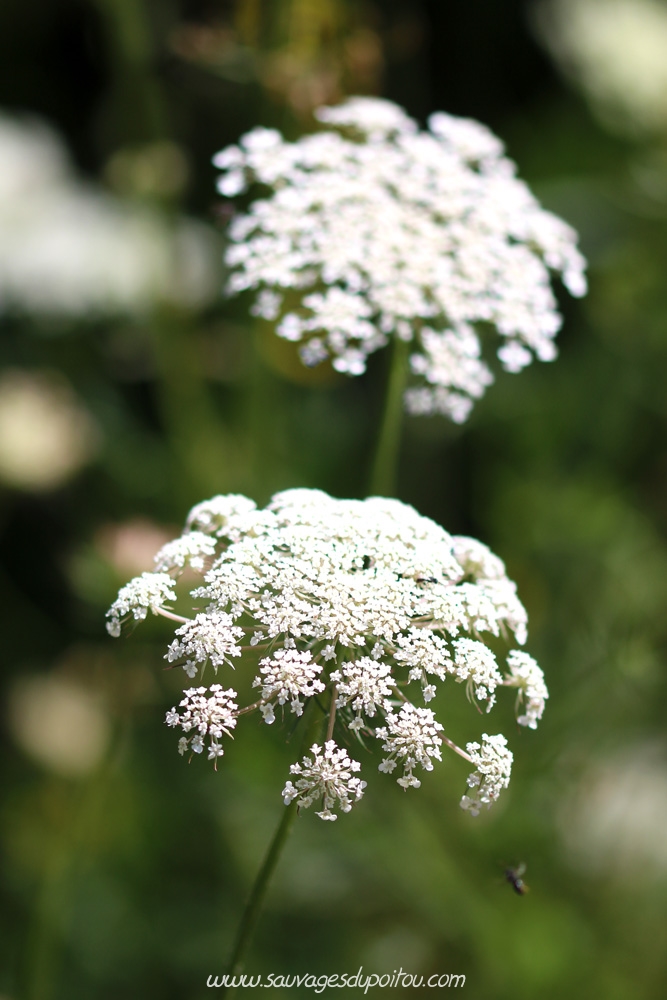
[107,489,547,817]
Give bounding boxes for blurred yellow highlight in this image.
[7,674,111,778]
[0,369,99,491]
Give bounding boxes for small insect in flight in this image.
[504,863,529,895]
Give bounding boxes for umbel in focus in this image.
[107,490,547,820]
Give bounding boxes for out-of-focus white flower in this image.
[214,96,586,419]
[0,369,98,491]
[107,489,545,817]
[0,112,218,317]
[8,674,111,777]
[533,0,667,136]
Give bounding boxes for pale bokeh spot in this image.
[8,674,111,778]
[0,369,99,491]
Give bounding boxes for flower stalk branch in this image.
[326,685,338,742]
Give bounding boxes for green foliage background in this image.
[1,1,667,998]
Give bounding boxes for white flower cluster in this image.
[107,489,547,818]
[214,96,586,421]
[106,572,177,637]
[166,685,238,764]
[154,530,217,573]
[331,657,394,731]
[376,704,444,789]
[282,741,367,821]
[460,734,513,817]
[451,639,503,711]
[504,650,549,729]
[165,612,244,678]
[254,648,326,723]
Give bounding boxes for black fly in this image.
[504,863,529,895]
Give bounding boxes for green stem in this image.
[246,322,276,502]
[368,336,411,497]
[223,700,326,995]
[223,801,298,993]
